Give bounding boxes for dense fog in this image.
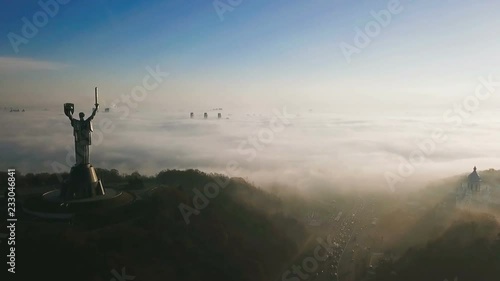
[2,107,499,192]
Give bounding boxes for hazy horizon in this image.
[2,107,499,193]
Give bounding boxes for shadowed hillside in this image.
[374,207,500,281]
[3,169,306,281]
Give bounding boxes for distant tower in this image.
[467,166,481,192]
[190,112,194,119]
[204,112,208,119]
[218,113,222,119]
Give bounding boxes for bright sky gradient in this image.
[1,0,500,112]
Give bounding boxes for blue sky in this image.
[1,0,500,112]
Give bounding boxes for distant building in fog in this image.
[468,166,481,192]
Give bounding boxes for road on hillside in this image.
[311,198,377,281]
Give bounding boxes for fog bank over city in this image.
[2,106,499,192]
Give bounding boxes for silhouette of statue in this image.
[61,87,105,200]
[65,105,98,165]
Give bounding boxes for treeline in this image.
[0,171,66,187]
[0,168,223,189]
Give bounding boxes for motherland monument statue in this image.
[61,87,105,200]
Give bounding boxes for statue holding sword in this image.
[64,87,99,165]
[60,87,105,200]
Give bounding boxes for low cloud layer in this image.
[0,57,69,73]
[1,107,499,192]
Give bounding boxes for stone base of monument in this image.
[60,164,106,200]
[22,165,139,224]
[22,188,137,221]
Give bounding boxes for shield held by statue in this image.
[64,103,74,116]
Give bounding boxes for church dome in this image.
[468,166,481,182]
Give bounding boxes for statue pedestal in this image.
[61,164,105,200]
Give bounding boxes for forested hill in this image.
[373,168,500,281]
[375,212,500,281]
[5,169,307,281]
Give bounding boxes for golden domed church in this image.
[467,166,481,192]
